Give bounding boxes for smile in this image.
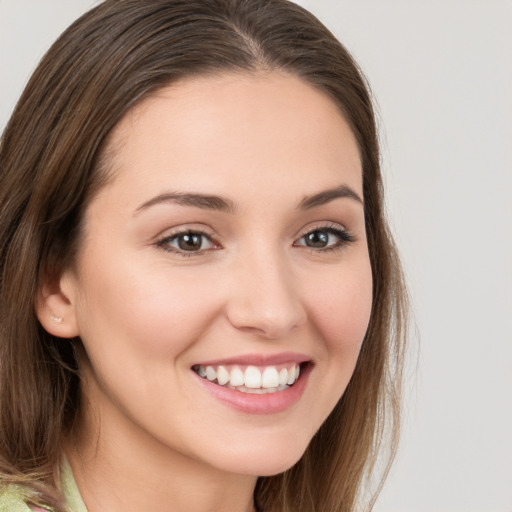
[192,363,301,394]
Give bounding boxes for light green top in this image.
[0,459,87,512]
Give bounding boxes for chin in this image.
[213,434,310,477]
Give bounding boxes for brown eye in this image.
[295,227,354,250]
[304,230,330,248]
[158,231,215,253]
[177,232,203,251]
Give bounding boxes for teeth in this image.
[244,366,262,388]
[194,363,302,392]
[286,365,297,385]
[217,365,230,386]
[229,367,244,387]
[205,366,216,381]
[261,367,279,388]
[279,368,288,386]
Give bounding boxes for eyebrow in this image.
[135,183,362,216]
[134,192,237,215]
[298,184,363,209]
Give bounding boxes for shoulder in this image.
[0,483,32,511]
[0,484,50,512]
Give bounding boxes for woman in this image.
[0,1,408,511]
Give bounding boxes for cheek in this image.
[74,258,220,363]
[292,256,372,438]
[305,258,373,358]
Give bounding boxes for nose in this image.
[225,249,307,339]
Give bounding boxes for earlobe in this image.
[36,271,80,339]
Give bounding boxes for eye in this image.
[157,230,217,254]
[294,226,354,250]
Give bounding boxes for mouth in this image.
[191,355,313,414]
[191,362,307,394]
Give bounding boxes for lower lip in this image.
[194,364,312,415]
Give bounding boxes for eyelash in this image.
[155,224,355,257]
[156,229,218,258]
[294,224,356,253]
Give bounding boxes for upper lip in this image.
[192,352,311,367]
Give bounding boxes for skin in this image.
[38,72,373,512]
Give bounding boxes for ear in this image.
[35,270,81,338]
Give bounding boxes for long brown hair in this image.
[0,1,408,510]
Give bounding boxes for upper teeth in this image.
[194,363,301,391]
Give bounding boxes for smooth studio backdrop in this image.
[1,2,511,511]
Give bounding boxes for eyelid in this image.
[293,222,356,250]
[155,226,220,256]
[153,221,355,257]
[295,222,351,240]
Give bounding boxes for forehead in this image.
[101,71,363,204]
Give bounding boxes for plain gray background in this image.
[1,1,511,511]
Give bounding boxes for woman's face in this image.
[57,72,372,476]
